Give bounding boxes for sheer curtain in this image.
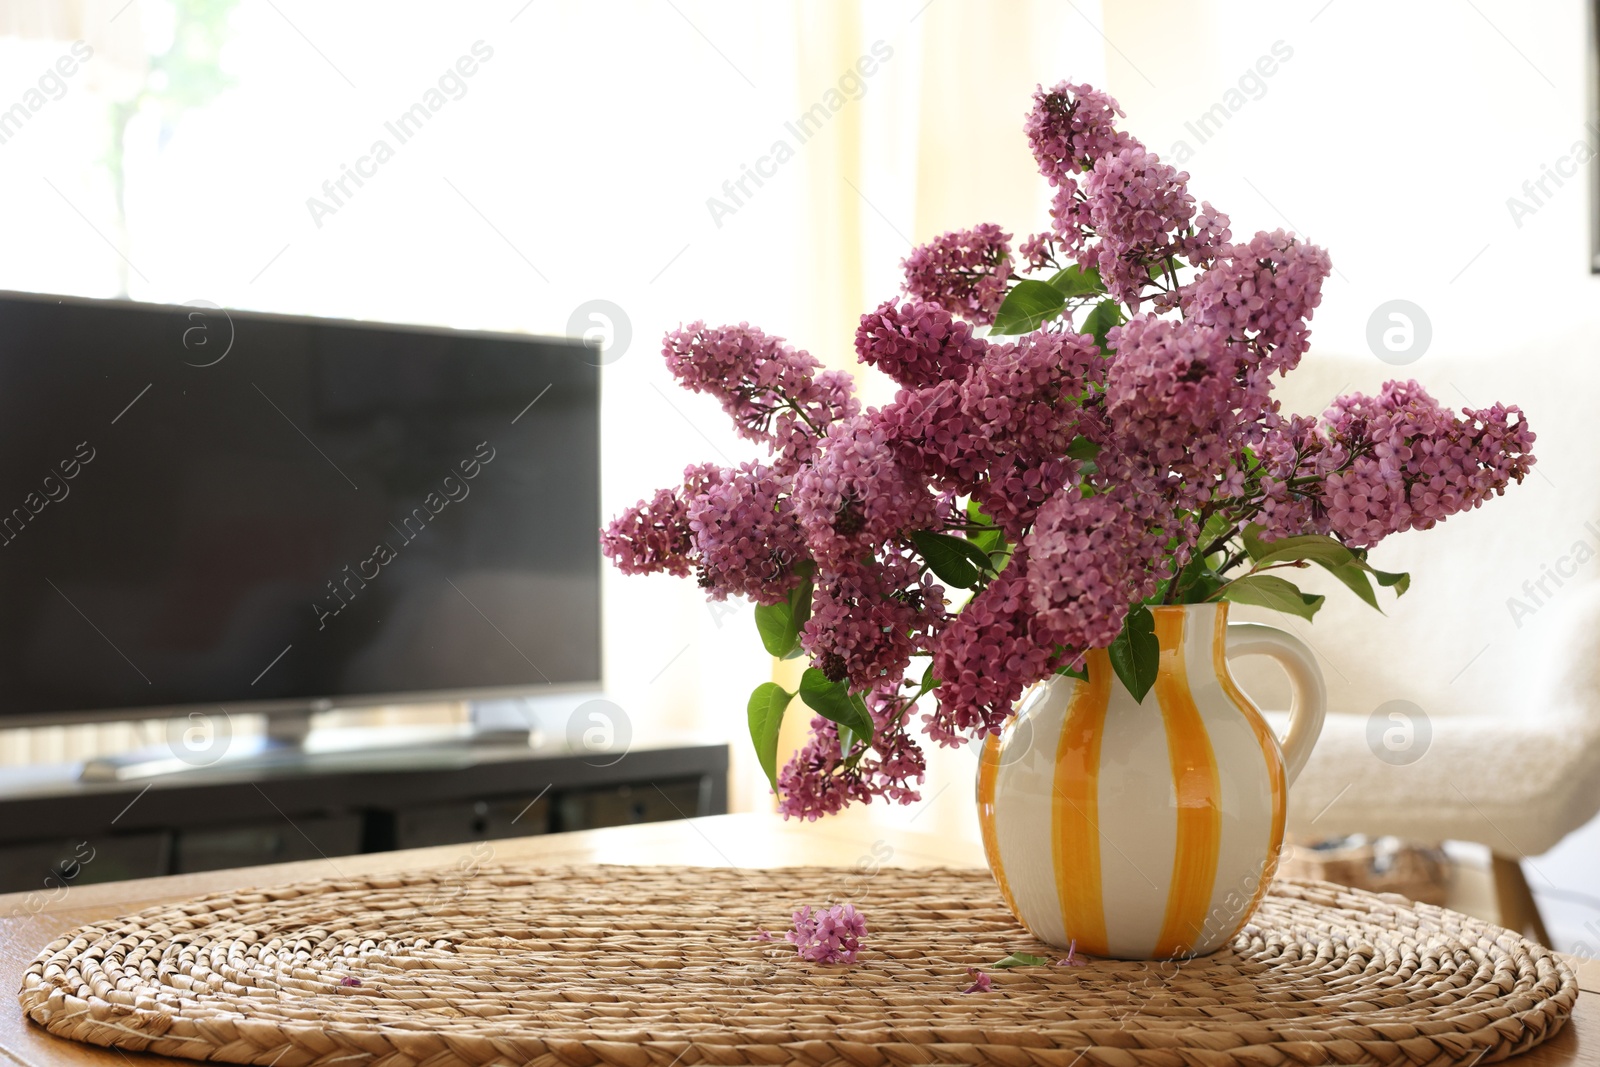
[0,0,1105,847]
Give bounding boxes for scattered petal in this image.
[963,967,993,994]
[786,903,867,964]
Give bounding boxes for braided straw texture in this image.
[19,864,1577,1067]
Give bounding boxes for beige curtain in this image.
[757,1,1105,834]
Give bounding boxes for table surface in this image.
[1,811,1594,1067]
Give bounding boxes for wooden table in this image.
[1,811,1593,1066]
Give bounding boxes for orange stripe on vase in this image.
[1211,603,1288,940]
[1150,608,1222,958]
[976,733,1021,921]
[1050,649,1111,956]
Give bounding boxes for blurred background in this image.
[0,0,1596,954]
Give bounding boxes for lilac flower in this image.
[878,379,995,489]
[1018,231,1060,272]
[901,225,1014,325]
[1078,146,1199,305]
[686,462,807,604]
[926,548,1064,745]
[1317,382,1536,548]
[1180,229,1332,376]
[787,903,867,964]
[964,330,1103,458]
[1255,413,1338,540]
[1024,81,1135,182]
[662,322,856,469]
[600,486,697,578]
[963,968,993,993]
[793,414,938,568]
[1025,485,1169,654]
[855,300,989,390]
[798,554,940,692]
[776,680,929,820]
[1104,316,1246,508]
[749,928,774,942]
[969,454,1077,541]
[339,977,362,987]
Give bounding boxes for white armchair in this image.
[1229,347,1600,945]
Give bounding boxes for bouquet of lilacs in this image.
[603,81,1535,820]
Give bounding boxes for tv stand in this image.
[78,701,549,783]
[1,735,728,893]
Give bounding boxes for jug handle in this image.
[1224,623,1327,786]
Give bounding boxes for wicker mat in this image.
[19,864,1578,1067]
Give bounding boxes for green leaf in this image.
[966,499,1006,555]
[1044,264,1104,298]
[1241,523,1267,560]
[798,669,875,745]
[910,529,991,589]
[753,575,813,658]
[1317,559,1380,611]
[994,952,1052,968]
[1107,605,1159,703]
[746,682,792,792]
[1371,568,1410,595]
[920,662,939,692]
[1249,533,1356,569]
[1221,574,1325,620]
[1173,550,1225,604]
[1065,436,1101,462]
[990,280,1067,335]
[1080,299,1125,350]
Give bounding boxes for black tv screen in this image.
[0,292,601,724]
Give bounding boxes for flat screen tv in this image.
[0,291,601,728]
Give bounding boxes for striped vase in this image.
[976,602,1326,960]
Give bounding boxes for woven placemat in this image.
[19,864,1577,1067]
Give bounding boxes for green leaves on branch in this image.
[1238,528,1410,614]
[1371,567,1411,595]
[745,661,878,795]
[1221,574,1325,620]
[799,669,874,750]
[965,499,1007,556]
[1045,264,1105,299]
[990,280,1066,335]
[753,574,813,658]
[1081,300,1125,350]
[1108,605,1159,703]
[1065,436,1101,463]
[747,682,792,792]
[910,529,997,590]
[989,267,1119,343]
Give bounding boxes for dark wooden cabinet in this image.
[0,742,727,894]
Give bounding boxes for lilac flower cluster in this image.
[687,462,807,604]
[1078,147,1202,304]
[603,78,1536,821]
[787,903,867,964]
[1317,381,1535,547]
[901,225,1015,326]
[777,685,929,821]
[663,322,858,475]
